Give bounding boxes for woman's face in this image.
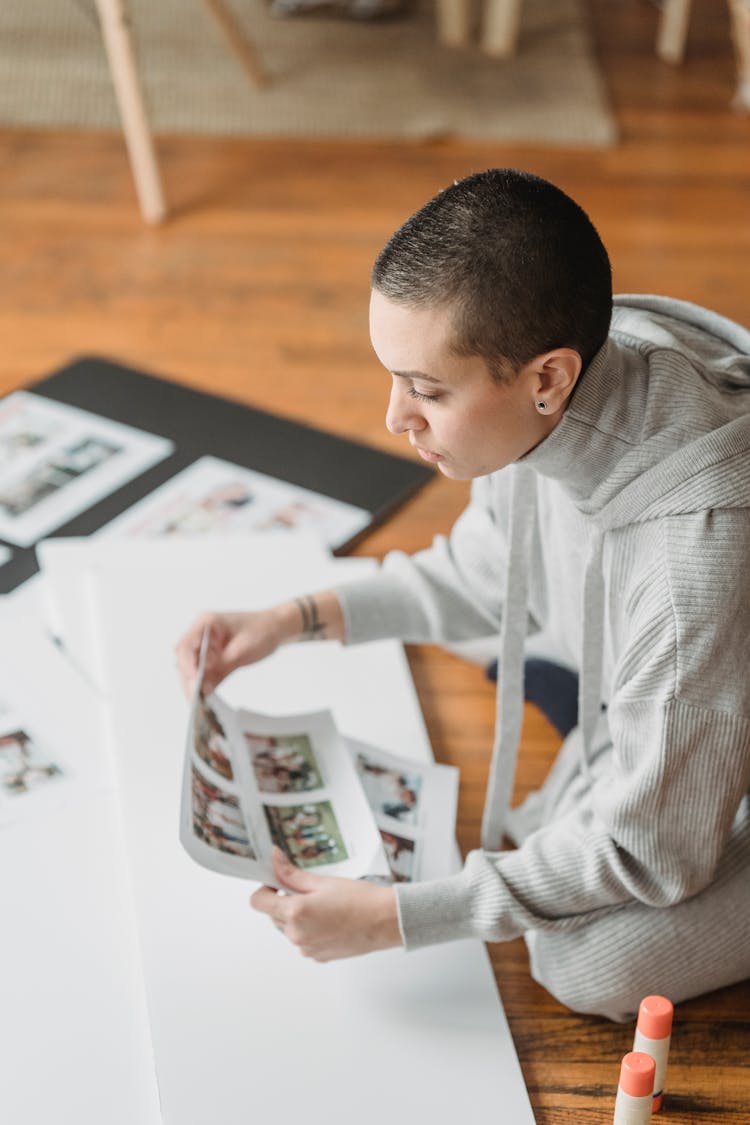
[369,290,560,481]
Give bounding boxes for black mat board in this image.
[0,355,434,593]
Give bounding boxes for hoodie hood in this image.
[612,294,750,392]
[524,294,750,525]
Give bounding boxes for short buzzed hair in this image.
[371,169,612,380]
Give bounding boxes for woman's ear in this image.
[531,348,582,415]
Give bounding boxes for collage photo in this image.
[181,668,390,885]
[245,731,322,794]
[98,455,370,551]
[264,800,348,869]
[190,695,256,860]
[0,391,173,547]
[354,750,426,883]
[243,720,348,869]
[187,693,352,877]
[0,715,67,824]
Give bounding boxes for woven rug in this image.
[0,0,616,144]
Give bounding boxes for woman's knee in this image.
[525,926,647,1023]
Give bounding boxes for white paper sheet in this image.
[0,391,174,545]
[87,543,536,1125]
[35,532,332,688]
[0,608,161,1125]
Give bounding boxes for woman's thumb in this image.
[272,846,321,893]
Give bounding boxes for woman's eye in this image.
[408,386,440,404]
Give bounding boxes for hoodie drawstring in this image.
[579,531,605,784]
[481,466,536,851]
[481,473,607,851]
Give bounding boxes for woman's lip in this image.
[415,445,443,463]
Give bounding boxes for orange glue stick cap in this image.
[619,1052,656,1098]
[637,996,673,1040]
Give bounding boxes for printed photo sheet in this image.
[348,738,459,884]
[97,454,370,551]
[181,692,390,886]
[0,391,174,546]
[0,619,110,827]
[0,697,72,825]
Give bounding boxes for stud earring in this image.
[536,400,547,412]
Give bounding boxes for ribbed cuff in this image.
[394,870,479,951]
[335,567,434,645]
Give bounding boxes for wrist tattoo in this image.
[295,595,326,640]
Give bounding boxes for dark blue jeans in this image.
[486,657,579,738]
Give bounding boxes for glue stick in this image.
[613,1052,655,1124]
[632,995,673,1112]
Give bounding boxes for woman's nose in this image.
[385,383,425,435]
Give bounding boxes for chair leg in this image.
[481,0,523,59]
[94,0,167,224]
[656,0,692,64]
[435,0,474,47]
[201,0,268,88]
[728,0,750,110]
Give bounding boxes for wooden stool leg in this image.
[728,0,750,110]
[656,0,692,64]
[94,0,167,224]
[435,0,473,48]
[201,0,267,88]
[481,0,522,60]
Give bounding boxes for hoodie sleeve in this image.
[335,473,515,645]
[395,705,750,950]
[394,510,750,949]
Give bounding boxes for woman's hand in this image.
[175,590,346,697]
[251,848,402,962]
[175,608,287,696]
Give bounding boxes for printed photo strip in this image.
[348,739,460,885]
[180,635,389,885]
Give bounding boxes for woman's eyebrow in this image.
[392,369,442,384]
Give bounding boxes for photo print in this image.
[99,455,370,551]
[0,437,121,519]
[125,477,256,536]
[346,737,460,884]
[245,731,323,794]
[264,800,348,869]
[355,752,423,826]
[0,391,174,546]
[194,696,234,782]
[181,640,390,884]
[0,392,62,470]
[190,764,255,860]
[0,727,64,800]
[379,830,416,883]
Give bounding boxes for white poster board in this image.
[87,542,536,1125]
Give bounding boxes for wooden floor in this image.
[1,0,749,1119]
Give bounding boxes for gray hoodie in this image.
[337,295,750,950]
